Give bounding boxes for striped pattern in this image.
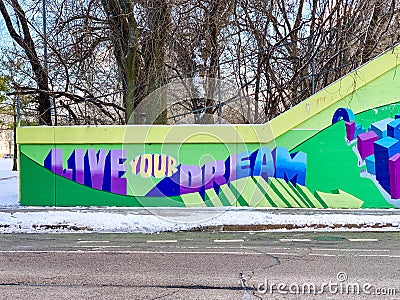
[178,176,364,208]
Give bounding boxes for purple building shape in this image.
[389,153,400,199]
[357,131,379,160]
[345,121,356,141]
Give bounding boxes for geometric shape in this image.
[365,155,376,175]
[228,184,249,207]
[387,119,400,140]
[332,108,355,124]
[231,177,272,207]
[314,189,364,208]
[374,137,400,193]
[205,189,224,207]
[219,185,237,206]
[354,124,366,139]
[395,114,400,119]
[145,168,181,197]
[253,177,287,208]
[296,184,325,208]
[287,181,313,207]
[370,118,394,139]
[281,180,311,208]
[389,153,400,199]
[357,131,379,160]
[180,192,206,207]
[270,178,308,207]
[272,147,307,186]
[345,121,356,141]
[269,178,301,208]
[20,153,56,206]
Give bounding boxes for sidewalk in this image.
[0,158,18,207]
[1,159,400,233]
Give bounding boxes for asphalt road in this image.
[0,232,399,299]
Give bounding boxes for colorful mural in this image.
[16,45,400,208]
[341,111,400,203]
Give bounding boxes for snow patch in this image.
[1,159,400,233]
[0,159,19,207]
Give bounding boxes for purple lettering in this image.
[180,165,202,194]
[109,150,127,195]
[202,160,226,191]
[44,148,72,180]
[84,149,107,190]
[67,149,85,184]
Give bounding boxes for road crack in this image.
[238,249,281,300]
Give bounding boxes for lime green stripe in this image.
[296,185,325,208]
[275,178,309,208]
[219,185,237,206]
[229,185,249,207]
[253,177,289,207]
[203,195,214,208]
[181,193,206,207]
[315,190,364,209]
[231,178,272,207]
[287,182,313,208]
[205,189,223,207]
[313,192,329,209]
[250,177,277,207]
[269,178,300,208]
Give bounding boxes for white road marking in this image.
[213,239,245,243]
[348,238,379,242]
[0,250,263,255]
[280,238,311,242]
[146,240,177,243]
[267,252,301,256]
[77,240,109,244]
[1,250,400,258]
[308,253,338,257]
[355,254,392,257]
[75,245,131,248]
[311,248,390,252]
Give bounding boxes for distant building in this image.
[0,112,13,158]
[0,129,12,157]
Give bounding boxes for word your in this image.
[44,149,127,195]
[130,154,177,178]
[146,147,307,198]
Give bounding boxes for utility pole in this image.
[217,63,222,124]
[12,96,19,171]
[16,95,20,126]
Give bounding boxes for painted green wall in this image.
[17,45,400,208]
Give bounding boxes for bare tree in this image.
[1,0,399,126]
[101,0,171,124]
[0,0,52,125]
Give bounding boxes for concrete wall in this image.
[16,45,400,208]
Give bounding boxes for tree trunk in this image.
[0,0,52,125]
[143,0,170,124]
